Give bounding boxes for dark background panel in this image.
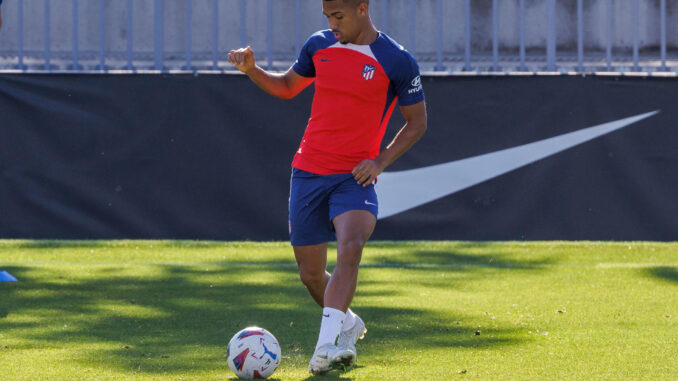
[1,74,676,240]
[376,76,677,240]
[0,74,310,239]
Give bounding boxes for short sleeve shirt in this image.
[291,30,424,175]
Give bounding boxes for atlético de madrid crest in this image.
[362,64,376,81]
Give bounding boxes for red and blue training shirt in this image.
[291,30,425,175]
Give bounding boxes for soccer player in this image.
[228,0,426,374]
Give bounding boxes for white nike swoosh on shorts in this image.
[375,110,659,219]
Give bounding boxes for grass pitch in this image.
[0,241,677,380]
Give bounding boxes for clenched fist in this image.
[227,46,255,74]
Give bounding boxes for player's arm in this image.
[227,46,314,100]
[353,100,428,186]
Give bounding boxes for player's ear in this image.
[357,2,368,17]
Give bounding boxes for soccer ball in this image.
[226,326,281,379]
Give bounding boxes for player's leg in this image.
[326,210,374,366]
[295,243,345,375]
[325,210,376,311]
[309,210,375,373]
[297,214,372,374]
[325,176,377,319]
[310,177,378,371]
[293,243,330,307]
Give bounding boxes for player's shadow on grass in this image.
[7,240,259,250]
[644,266,678,285]
[360,245,556,292]
[406,250,553,269]
[365,242,557,271]
[299,364,379,380]
[302,372,355,381]
[0,247,540,377]
[8,240,124,249]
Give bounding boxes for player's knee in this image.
[337,238,365,267]
[339,237,366,254]
[299,269,324,288]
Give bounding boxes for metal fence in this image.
[0,0,677,74]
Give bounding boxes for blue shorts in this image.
[288,168,378,246]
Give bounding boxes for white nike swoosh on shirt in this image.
[375,110,659,219]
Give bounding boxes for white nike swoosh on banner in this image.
[375,110,660,219]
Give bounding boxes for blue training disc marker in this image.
[0,271,18,282]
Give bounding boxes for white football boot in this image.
[308,344,347,375]
[336,315,367,367]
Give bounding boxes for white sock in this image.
[342,308,358,331]
[315,307,345,350]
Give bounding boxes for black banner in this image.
[1,74,676,240]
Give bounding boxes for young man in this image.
[228,0,426,374]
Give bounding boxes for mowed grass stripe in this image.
[0,241,677,380]
[2,260,678,269]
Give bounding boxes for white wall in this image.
[0,0,676,63]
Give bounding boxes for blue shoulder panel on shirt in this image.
[371,33,425,106]
[292,30,337,78]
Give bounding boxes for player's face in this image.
[323,1,368,44]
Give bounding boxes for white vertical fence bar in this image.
[0,1,669,73]
[71,0,79,70]
[605,0,612,70]
[463,0,471,71]
[491,0,499,71]
[660,0,667,70]
[154,0,164,71]
[519,0,526,71]
[125,0,134,70]
[185,0,192,70]
[266,0,273,70]
[409,0,416,56]
[381,0,388,35]
[97,0,106,70]
[44,0,51,71]
[212,0,218,70]
[294,0,301,55]
[240,0,246,47]
[546,0,556,71]
[435,0,445,71]
[633,0,640,71]
[577,0,583,72]
[16,0,25,70]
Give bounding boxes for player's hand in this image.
[227,46,255,74]
[352,159,383,187]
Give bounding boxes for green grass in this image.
[0,241,677,380]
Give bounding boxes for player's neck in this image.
[350,24,379,46]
